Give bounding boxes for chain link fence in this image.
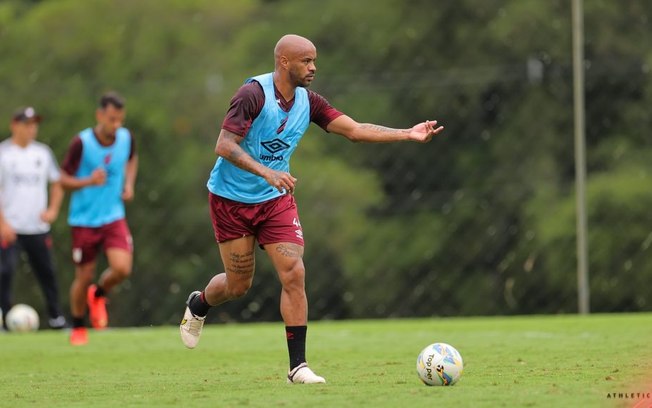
[5,0,652,328]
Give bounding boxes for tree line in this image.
[1,0,651,326]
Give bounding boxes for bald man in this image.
[180,34,444,384]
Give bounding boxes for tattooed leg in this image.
[265,242,307,326]
[204,236,257,305]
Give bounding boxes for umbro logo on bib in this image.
[261,139,290,154]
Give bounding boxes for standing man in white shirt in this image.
[0,107,67,330]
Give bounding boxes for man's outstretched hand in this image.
[409,120,444,142]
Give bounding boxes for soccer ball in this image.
[416,342,464,386]
[5,304,40,332]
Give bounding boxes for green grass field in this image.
[1,313,651,407]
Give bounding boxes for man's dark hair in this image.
[99,91,125,109]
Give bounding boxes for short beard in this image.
[289,71,310,88]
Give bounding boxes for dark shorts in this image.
[71,219,133,265]
[209,193,304,247]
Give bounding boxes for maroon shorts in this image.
[209,193,304,247]
[71,219,133,265]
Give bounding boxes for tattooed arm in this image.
[326,114,444,143]
[215,129,297,193]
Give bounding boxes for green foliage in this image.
[529,164,652,312]
[2,0,652,325]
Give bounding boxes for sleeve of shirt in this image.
[0,153,4,198]
[61,135,83,175]
[46,146,61,182]
[221,82,265,137]
[308,90,344,131]
[0,151,4,189]
[129,132,136,159]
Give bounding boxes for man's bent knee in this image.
[227,281,252,299]
[113,267,132,280]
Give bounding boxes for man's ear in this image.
[279,55,289,70]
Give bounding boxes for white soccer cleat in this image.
[179,291,205,349]
[287,363,326,384]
